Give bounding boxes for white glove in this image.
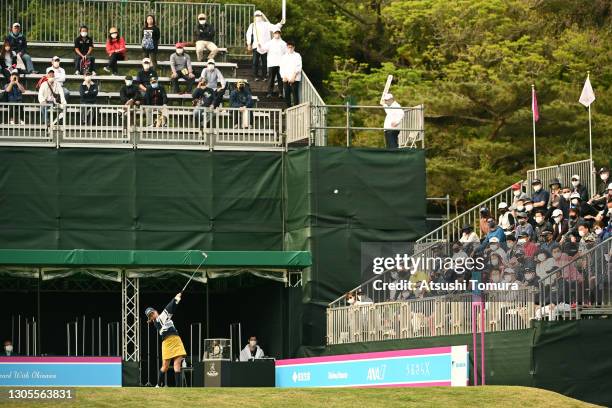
[175,293,182,303]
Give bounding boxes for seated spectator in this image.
[1,40,16,83]
[539,229,556,253]
[577,222,597,253]
[135,58,158,94]
[264,28,287,97]
[570,192,599,222]
[478,219,506,252]
[589,167,610,210]
[516,231,538,258]
[46,56,69,98]
[79,73,98,124]
[479,207,491,237]
[570,174,589,202]
[533,209,552,243]
[562,206,583,244]
[143,77,167,126]
[280,41,302,107]
[511,182,527,206]
[531,179,549,211]
[534,250,555,280]
[37,70,66,124]
[3,69,25,124]
[514,212,534,241]
[120,75,141,107]
[192,79,223,127]
[548,178,562,207]
[5,23,35,73]
[229,80,254,128]
[170,43,195,94]
[199,59,225,90]
[104,27,126,75]
[74,25,96,75]
[142,15,160,68]
[194,13,219,61]
[497,202,515,237]
[459,224,479,245]
[522,263,539,288]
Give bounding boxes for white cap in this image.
[552,209,563,217]
[52,56,60,61]
[207,59,215,65]
[12,22,20,28]
[383,93,394,101]
[489,237,500,243]
[608,183,612,190]
[498,202,508,209]
[254,10,263,16]
[571,174,580,181]
[142,57,151,64]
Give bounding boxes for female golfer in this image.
[145,292,187,387]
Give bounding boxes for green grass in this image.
[0,386,601,408]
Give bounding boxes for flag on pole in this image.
[579,75,596,107]
[532,87,539,122]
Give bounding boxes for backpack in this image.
[142,30,155,50]
[35,75,48,89]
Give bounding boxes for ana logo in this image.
[367,364,387,381]
[207,362,218,377]
[291,371,311,382]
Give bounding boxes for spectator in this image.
[478,219,506,252]
[551,209,569,242]
[3,70,25,124]
[1,40,16,82]
[515,212,534,241]
[548,178,562,207]
[479,207,491,237]
[246,10,284,81]
[539,229,556,253]
[570,192,599,221]
[135,58,158,94]
[522,264,540,288]
[74,25,96,75]
[79,73,98,125]
[199,59,225,90]
[280,41,302,108]
[511,182,527,205]
[144,76,167,106]
[531,179,549,211]
[589,167,610,210]
[577,223,597,253]
[570,174,589,202]
[5,23,35,73]
[230,80,254,128]
[264,28,286,98]
[46,56,69,98]
[459,224,480,244]
[142,15,160,68]
[535,250,555,280]
[2,340,15,356]
[517,231,538,258]
[170,43,195,94]
[120,75,141,107]
[192,78,223,127]
[104,27,126,75]
[194,13,219,61]
[533,209,552,243]
[497,202,515,237]
[37,70,66,124]
[486,238,507,263]
[380,93,404,149]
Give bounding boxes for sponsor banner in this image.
[0,357,122,387]
[276,346,468,388]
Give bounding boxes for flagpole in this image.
[587,71,593,177]
[532,84,537,171]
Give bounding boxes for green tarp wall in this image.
[298,319,612,407]
[0,146,426,352]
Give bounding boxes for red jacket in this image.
[105,37,127,57]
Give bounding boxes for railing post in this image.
[345,102,350,147]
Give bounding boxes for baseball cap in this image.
[12,23,21,28]
[198,13,207,19]
[498,202,508,209]
[552,209,563,217]
[383,93,394,101]
[142,57,151,64]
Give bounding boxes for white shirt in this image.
[239,345,265,361]
[383,101,404,130]
[46,66,66,87]
[264,38,287,68]
[279,51,302,82]
[246,21,282,53]
[38,80,67,104]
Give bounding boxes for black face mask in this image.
[569,214,577,220]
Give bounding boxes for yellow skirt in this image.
[161,335,187,360]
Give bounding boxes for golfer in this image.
[145,293,187,387]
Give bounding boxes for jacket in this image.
[144,85,167,106]
[38,80,66,105]
[135,68,158,88]
[199,67,225,89]
[195,23,215,42]
[79,82,98,104]
[552,219,569,242]
[239,345,264,361]
[230,88,253,108]
[279,51,302,81]
[264,38,287,67]
[105,37,127,57]
[6,32,27,53]
[120,84,141,104]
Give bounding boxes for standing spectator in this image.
[104,27,126,75]
[142,15,160,68]
[230,80,254,128]
[74,25,96,75]
[570,174,589,202]
[246,10,284,81]
[37,70,66,124]
[169,43,195,94]
[380,93,404,148]
[3,70,25,124]
[135,58,158,94]
[264,28,286,98]
[46,57,69,99]
[120,75,141,107]
[5,23,35,73]
[1,40,16,82]
[79,73,98,125]
[143,77,167,127]
[194,13,219,62]
[198,59,225,90]
[531,179,549,211]
[280,41,302,108]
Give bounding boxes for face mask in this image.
[249,340,256,347]
[601,174,609,181]
[499,208,506,214]
[255,16,262,22]
[537,254,546,262]
[503,275,512,283]
[578,230,586,237]
[491,275,500,283]
[111,33,118,38]
[273,34,280,39]
[176,49,184,55]
[571,199,579,206]
[4,345,12,352]
[563,193,571,200]
[490,244,499,251]
[491,259,499,266]
[518,239,527,244]
[519,219,526,225]
[52,61,60,68]
[207,65,214,71]
[81,32,88,37]
[533,185,542,192]
[47,78,55,84]
[554,216,562,223]
[517,206,524,212]
[513,190,521,197]
[347,298,355,305]
[151,83,158,88]
[571,180,579,187]
[525,204,534,212]
[525,273,535,281]
[595,228,603,235]
[507,242,515,249]
[535,216,543,224]
[199,19,206,24]
[125,80,132,86]
[569,214,577,220]
[143,63,150,69]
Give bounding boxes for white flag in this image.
[579,76,596,107]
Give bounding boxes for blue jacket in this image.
[478,226,506,252]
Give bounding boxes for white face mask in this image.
[517,205,524,212]
[111,33,118,39]
[513,190,521,197]
[563,193,571,200]
[525,204,533,212]
[490,244,499,251]
[595,228,603,235]
[273,33,280,39]
[199,19,206,24]
[207,64,214,71]
[125,80,132,86]
[491,259,499,266]
[176,49,184,55]
[249,340,256,347]
[535,216,543,223]
[571,180,579,187]
[525,273,535,281]
[81,31,88,37]
[347,298,355,305]
[537,254,547,262]
[554,216,562,223]
[143,63,150,69]
[503,275,512,283]
[47,77,55,84]
[4,345,13,352]
[255,16,262,22]
[491,275,501,283]
[571,199,579,206]
[578,230,586,237]
[533,185,542,192]
[518,239,527,244]
[52,61,60,68]
[601,173,609,181]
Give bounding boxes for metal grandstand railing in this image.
[2,0,254,50]
[537,237,612,320]
[299,72,326,146]
[527,159,596,198]
[326,289,536,345]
